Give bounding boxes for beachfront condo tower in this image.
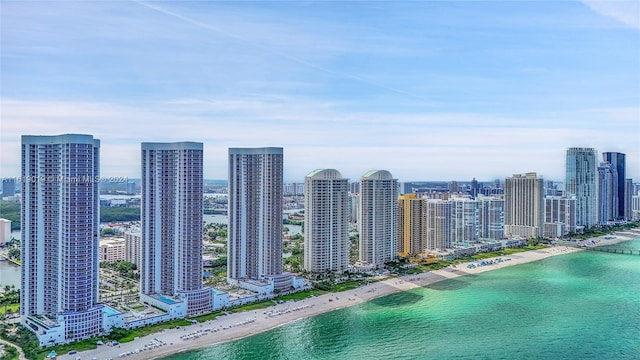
[602,152,626,219]
[544,196,577,238]
[450,196,480,244]
[304,169,349,273]
[504,172,544,239]
[20,134,102,346]
[397,194,426,257]
[140,142,212,316]
[228,148,291,290]
[358,170,398,268]
[565,148,598,228]
[597,161,618,224]
[425,199,453,251]
[477,195,505,241]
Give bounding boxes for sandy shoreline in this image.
[60,233,638,360]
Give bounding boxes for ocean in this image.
[163,238,640,360]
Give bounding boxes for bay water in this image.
[164,238,640,359]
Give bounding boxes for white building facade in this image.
[303,169,349,273]
[358,170,398,268]
[20,134,103,346]
[425,199,452,251]
[227,148,288,290]
[0,218,10,245]
[477,195,504,241]
[451,196,479,244]
[566,148,598,227]
[140,142,212,316]
[504,173,544,239]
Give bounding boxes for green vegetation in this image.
[191,311,224,323]
[1,343,19,360]
[6,248,19,261]
[204,223,227,241]
[566,221,640,240]
[100,206,140,222]
[117,319,192,343]
[233,301,276,312]
[0,286,19,317]
[283,218,303,226]
[100,227,116,236]
[0,324,40,360]
[100,261,138,280]
[277,289,326,301]
[0,304,19,316]
[36,338,99,360]
[0,201,20,231]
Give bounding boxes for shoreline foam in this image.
[60,233,639,360]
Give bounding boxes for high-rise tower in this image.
[425,199,452,251]
[504,172,544,238]
[477,195,505,240]
[228,147,283,282]
[140,142,211,316]
[303,169,349,273]
[566,148,598,227]
[21,134,102,345]
[597,161,617,223]
[602,152,625,219]
[358,170,398,267]
[397,194,425,257]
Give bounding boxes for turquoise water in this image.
[165,239,640,359]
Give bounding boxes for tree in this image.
[100,227,116,236]
[7,247,20,260]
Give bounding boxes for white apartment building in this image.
[544,196,577,238]
[566,148,598,227]
[303,169,349,273]
[99,238,126,262]
[504,173,544,239]
[477,195,504,241]
[0,218,10,245]
[451,196,479,244]
[124,231,141,267]
[20,134,103,346]
[358,170,398,268]
[425,199,452,251]
[140,142,212,316]
[227,148,289,290]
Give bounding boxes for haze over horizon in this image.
[1,1,639,182]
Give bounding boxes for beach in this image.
[59,232,639,360]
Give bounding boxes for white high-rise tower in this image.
[358,170,398,267]
[21,134,102,346]
[504,172,544,238]
[566,148,598,227]
[140,142,211,316]
[304,169,349,273]
[227,148,284,285]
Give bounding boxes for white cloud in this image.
[582,1,640,29]
[2,98,638,181]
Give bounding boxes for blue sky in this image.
[1,1,639,182]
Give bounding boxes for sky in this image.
[1,0,639,182]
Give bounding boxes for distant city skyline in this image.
[2,1,639,181]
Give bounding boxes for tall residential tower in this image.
[504,172,544,238]
[303,169,349,273]
[602,152,625,219]
[228,148,288,289]
[566,148,598,227]
[140,142,211,316]
[20,134,102,345]
[397,194,425,257]
[358,170,398,268]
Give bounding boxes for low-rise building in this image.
[100,238,126,262]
